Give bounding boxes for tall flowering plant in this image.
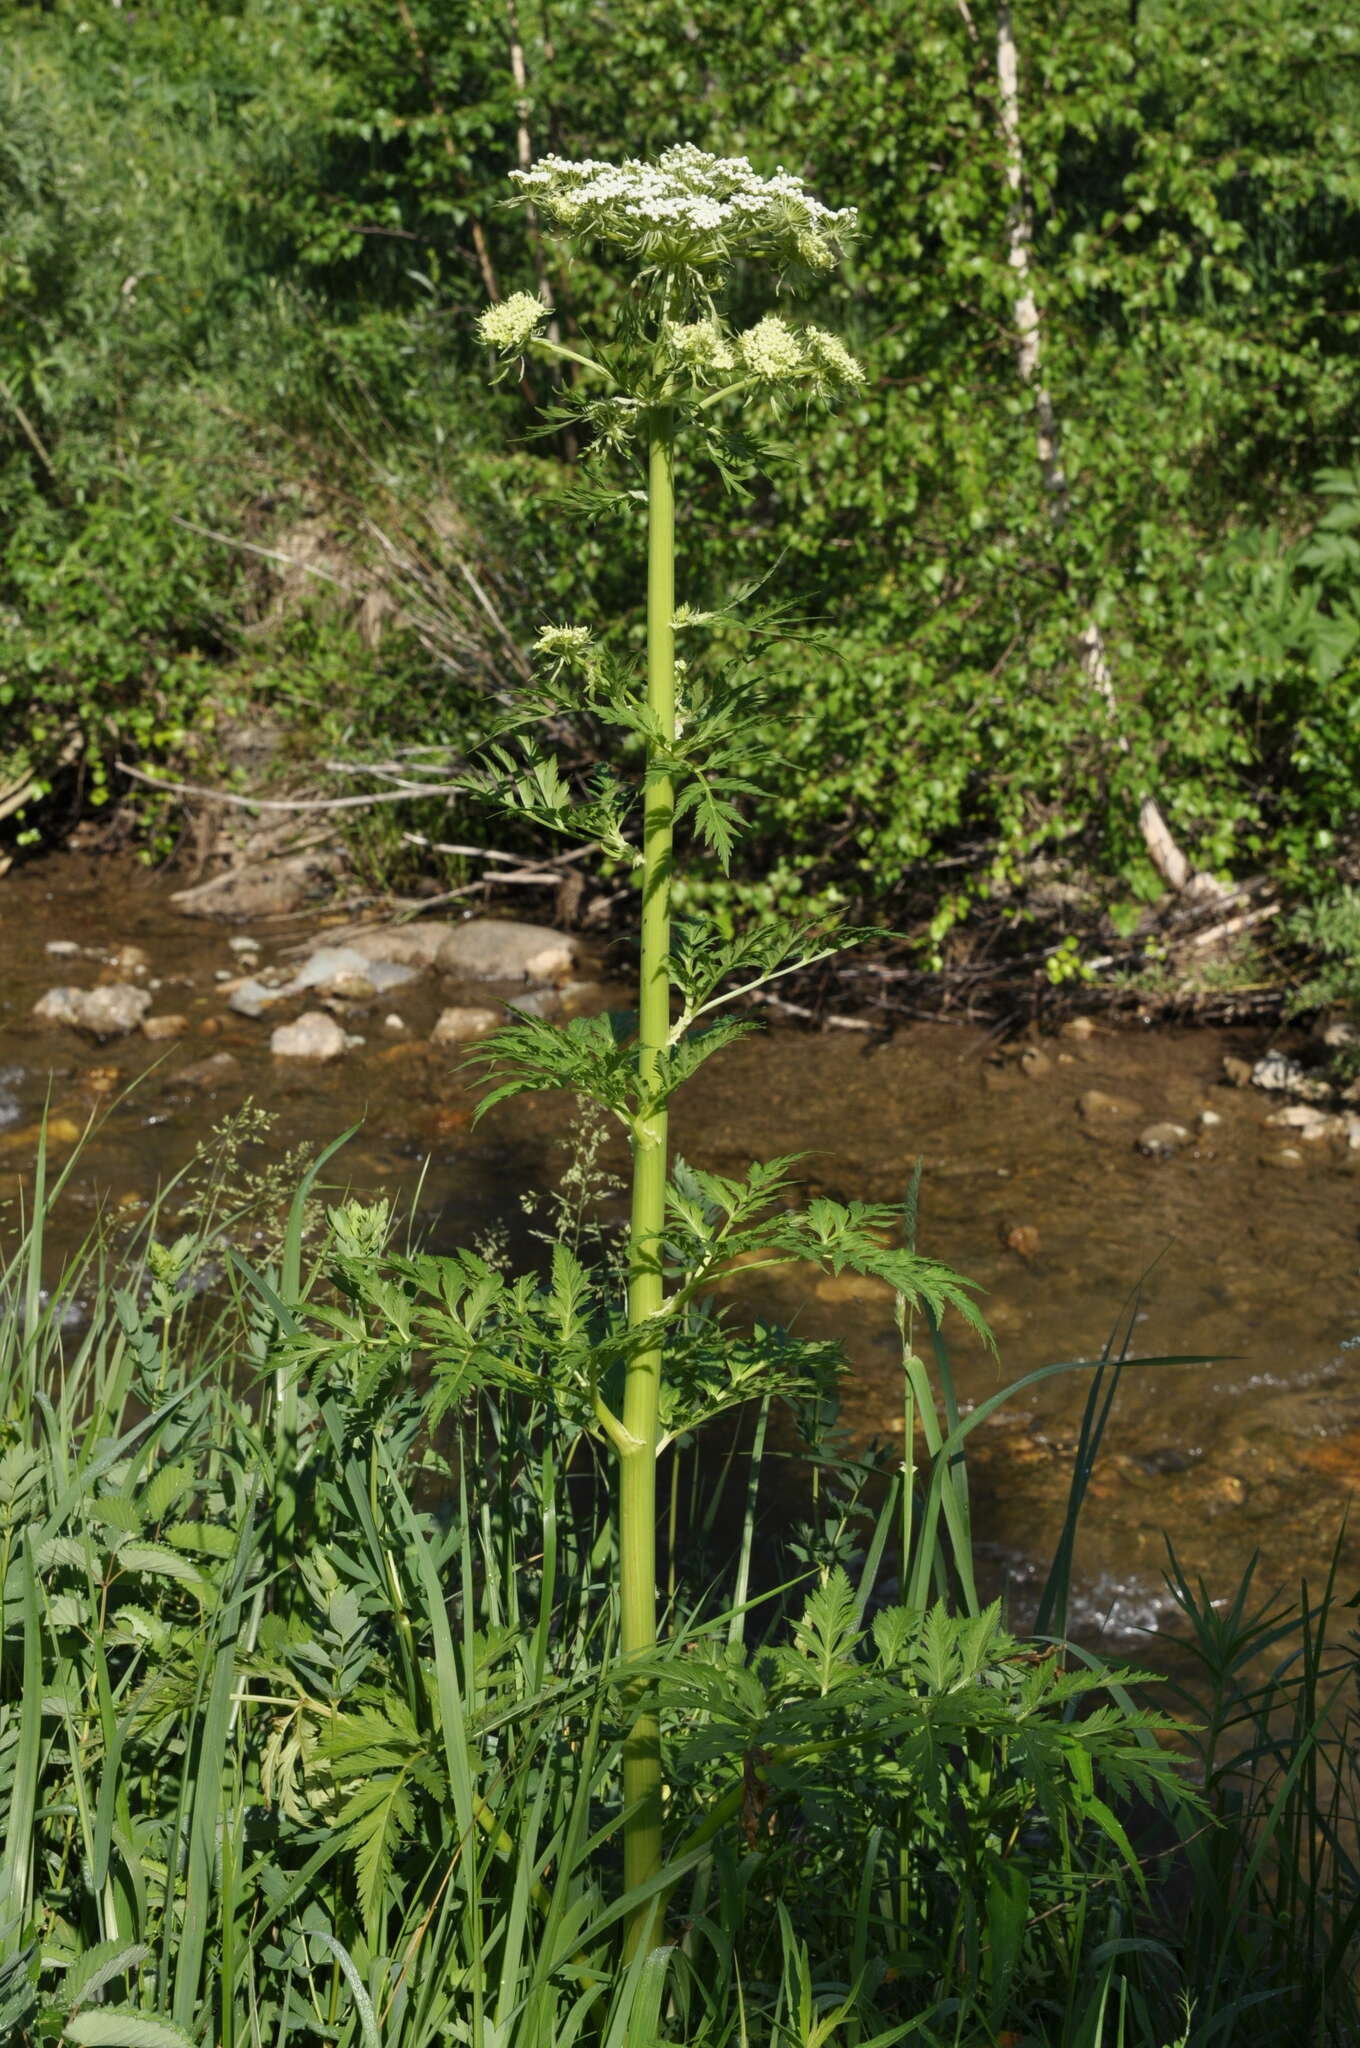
[470,147,988,1948]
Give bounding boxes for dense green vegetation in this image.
[3,1140,1357,2047]
[3,0,1358,948]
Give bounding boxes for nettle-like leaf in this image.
[471,737,636,860]
[785,1569,864,1697]
[0,1442,44,1528]
[466,1010,640,1123]
[667,914,877,1022]
[320,1691,448,1940]
[656,1314,842,1446]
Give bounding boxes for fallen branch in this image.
[1183,901,1281,949]
[118,762,461,813]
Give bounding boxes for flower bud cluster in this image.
[476,292,547,354]
[737,316,865,391]
[533,622,595,661]
[663,318,737,377]
[510,144,856,276]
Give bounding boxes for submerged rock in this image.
[271,1010,348,1061]
[141,1014,188,1042]
[1077,1089,1141,1120]
[435,919,577,984]
[32,984,152,1040]
[170,849,346,921]
[349,921,458,969]
[1265,1103,1344,1141]
[227,977,279,1019]
[176,1052,243,1093]
[288,944,418,1000]
[1136,1122,1191,1158]
[1250,1052,1331,1102]
[350,916,577,983]
[430,1006,502,1047]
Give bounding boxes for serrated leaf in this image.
[139,1461,197,1526]
[163,1521,236,1559]
[115,1542,214,1601]
[65,2011,195,2048]
[61,1940,150,2013]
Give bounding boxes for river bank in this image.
[2,848,1357,1651]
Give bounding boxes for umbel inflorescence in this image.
[509,143,858,277]
[475,147,863,399]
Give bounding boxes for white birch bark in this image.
[993,1,1213,896]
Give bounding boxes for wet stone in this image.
[1019,1045,1051,1079]
[288,944,417,1000]
[1265,1103,1344,1141]
[271,1011,349,1062]
[227,977,280,1019]
[176,1052,243,1093]
[142,1014,188,1042]
[434,918,577,985]
[1078,1089,1141,1120]
[1251,1052,1331,1102]
[1136,1122,1191,1158]
[32,984,152,1040]
[430,1006,502,1048]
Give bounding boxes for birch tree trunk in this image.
[992,0,1217,897]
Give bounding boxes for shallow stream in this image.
[3,852,1357,1649]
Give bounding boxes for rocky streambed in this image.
[2,851,1358,1652]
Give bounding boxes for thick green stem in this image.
[620,417,676,1951]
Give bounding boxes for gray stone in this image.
[505,988,561,1021]
[1251,1053,1331,1102]
[1196,1108,1223,1131]
[44,939,81,958]
[430,1006,503,1047]
[1264,1103,1343,1141]
[141,1014,188,1042]
[1078,1089,1141,1120]
[170,849,345,921]
[287,944,417,1001]
[270,1010,349,1061]
[0,1066,22,1131]
[435,919,577,984]
[228,935,261,956]
[1136,1122,1191,1158]
[176,1052,242,1093]
[32,984,152,1040]
[349,921,458,969]
[227,977,280,1019]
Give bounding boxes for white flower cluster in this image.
[736,315,865,390]
[510,145,856,273]
[663,318,736,376]
[476,292,547,354]
[738,315,807,381]
[533,622,595,661]
[802,325,866,387]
